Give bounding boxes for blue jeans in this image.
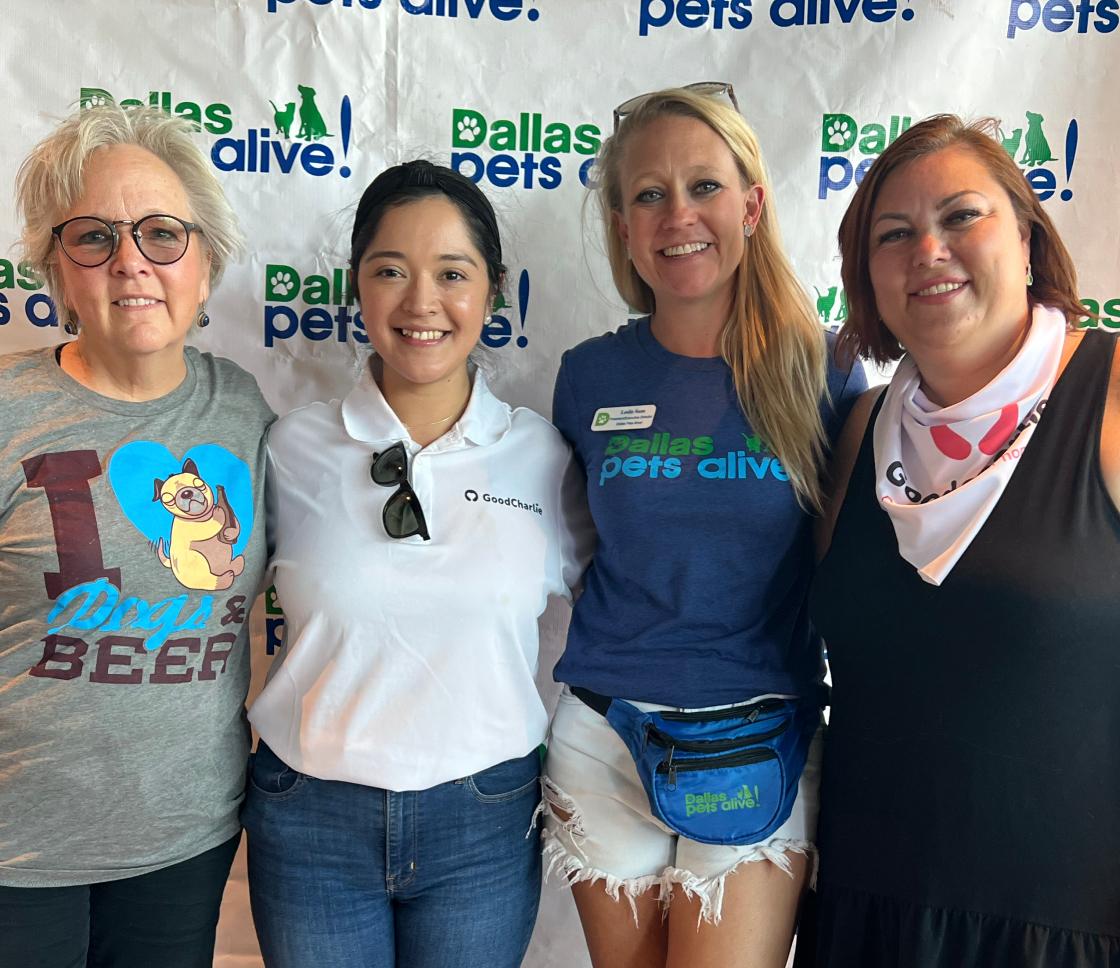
[243,742,542,968]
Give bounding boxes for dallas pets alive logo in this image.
[261,263,533,349]
[80,86,356,178]
[816,109,1080,203]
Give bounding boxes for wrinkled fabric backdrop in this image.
[1,2,1116,965]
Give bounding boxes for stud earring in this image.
[1025,264,1033,287]
[743,222,754,238]
[484,314,492,326]
[196,305,210,328]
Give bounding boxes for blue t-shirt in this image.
[552,317,867,706]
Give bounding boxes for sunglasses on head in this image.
[370,442,430,541]
[612,81,739,132]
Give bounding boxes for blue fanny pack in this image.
[572,687,820,846]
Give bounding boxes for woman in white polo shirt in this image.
[243,160,589,968]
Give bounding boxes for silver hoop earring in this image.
[196,306,210,328]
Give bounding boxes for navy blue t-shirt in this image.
[552,317,866,706]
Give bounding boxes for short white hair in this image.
[16,104,244,307]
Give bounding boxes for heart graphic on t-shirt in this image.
[107,441,255,557]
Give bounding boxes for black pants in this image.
[0,833,240,968]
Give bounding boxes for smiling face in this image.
[55,144,210,362]
[613,114,762,320]
[355,196,491,391]
[868,146,1031,366]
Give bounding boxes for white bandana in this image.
[873,304,1067,585]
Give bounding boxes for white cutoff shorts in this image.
[539,685,821,924]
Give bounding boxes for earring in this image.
[1025,264,1033,287]
[196,305,210,328]
[484,314,492,326]
[743,222,754,238]
[63,312,79,336]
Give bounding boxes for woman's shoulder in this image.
[268,396,342,453]
[188,347,275,420]
[505,402,570,457]
[0,345,54,388]
[559,316,646,371]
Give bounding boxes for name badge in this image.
[590,405,656,431]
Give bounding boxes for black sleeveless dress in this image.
[802,332,1120,967]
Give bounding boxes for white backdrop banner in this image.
[2,2,1117,965]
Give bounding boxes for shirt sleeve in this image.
[551,352,583,467]
[556,448,596,598]
[551,353,596,597]
[826,350,870,445]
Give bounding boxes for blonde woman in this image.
[541,85,865,967]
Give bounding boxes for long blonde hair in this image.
[596,88,829,509]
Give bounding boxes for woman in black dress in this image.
[801,114,1120,967]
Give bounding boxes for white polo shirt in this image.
[250,363,590,792]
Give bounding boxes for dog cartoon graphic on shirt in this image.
[153,458,245,591]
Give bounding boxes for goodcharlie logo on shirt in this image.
[463,489,544,515]
[597,431,788,486]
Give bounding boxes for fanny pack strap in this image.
[570,685,612,716]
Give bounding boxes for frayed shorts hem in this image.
[540,815,815,925]
[537,688,821,926]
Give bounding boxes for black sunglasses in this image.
[370,443,430,541]
[612,81,739,132]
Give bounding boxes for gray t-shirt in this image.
[0,346,273,887]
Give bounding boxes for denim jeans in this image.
[0,833,240,968]
[243,742,543,968]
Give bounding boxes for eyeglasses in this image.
[613,81,740,132]
[51,214,202,268]
[370,442,430,541]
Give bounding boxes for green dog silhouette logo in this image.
[268,85,332,141]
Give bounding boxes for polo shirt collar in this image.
[340,359,511,449]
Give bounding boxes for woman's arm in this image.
[1098,335,1120,511]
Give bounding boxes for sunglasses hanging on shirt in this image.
[370,442,430,541]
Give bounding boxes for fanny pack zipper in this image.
[656,746,777,790]
[646,720,788,753]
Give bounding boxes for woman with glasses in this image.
[0,105,272,967]
[243,160,590,968]
[539,85,866,967]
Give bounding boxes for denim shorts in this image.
[540,686,821,925]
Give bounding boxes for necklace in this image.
[403,411,459,429]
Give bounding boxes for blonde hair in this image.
[597,88,829,509]
[15,104,244,311]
